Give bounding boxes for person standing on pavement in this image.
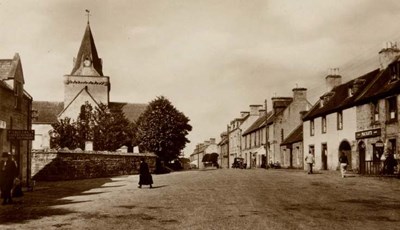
[2,152,18,205]
[305,150,315,174]
[138,158,153,189]
[339,151,348,178]
[0,152,7,200]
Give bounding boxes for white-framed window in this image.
[337,111,343,130]
[310,119,315,136]
[322,116,327,133]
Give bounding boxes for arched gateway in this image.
[339,140,352,170]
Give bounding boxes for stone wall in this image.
[32,149,157,181]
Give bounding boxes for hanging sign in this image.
[355,128,381,139]
[7,130,35,140]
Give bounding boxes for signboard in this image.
[0,120,6,129]
[7,130,35,140]
[355,128,381,139]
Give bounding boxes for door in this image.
[322,144,328,170]
[358,141,366,174]
[289,148,293,168]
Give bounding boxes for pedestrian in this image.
[305,150,315,174]
[383,152,397,175]
[2,152,18,205]
[339,151,348,178]
[0,152,7,200]
[138,158,153,189]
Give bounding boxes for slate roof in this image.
[32,101,64,124]
[303,68,380,121]
[281,124,303,146]
[242,111,273,136]
[355,60,400,104]
[32,101,147,124]
[71,23,103,76]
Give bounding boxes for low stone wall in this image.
[32,149,157,181]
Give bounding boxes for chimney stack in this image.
[379,42,400,70]
[249,105,263,116]
[271,97,293,114]
[326,68,342,92]
[210,138,216,144]
[292,87,307,101]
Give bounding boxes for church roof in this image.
[32,101,64,124]
[71,23,103,76]
[108,102,148,123]
[32,101,147,124]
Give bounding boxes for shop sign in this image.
[355,128,381,139]
[0,120,6,129]
[7,130,35,140]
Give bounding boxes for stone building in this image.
[32,21,146,150]
[354,49,400,174]
[266,88,311,168]
[226,105,264,168]
[190,138,217,169]
[0,53,33,185]
[280,124,304,169]
[303,69,380,171]
[217,131,229,168]
[241,109,271,168]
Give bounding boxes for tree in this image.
[134,96,192,162]
[93,103,134,151]
[51,102,135,151]
[50,117,81,149]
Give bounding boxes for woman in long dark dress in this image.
[138,158,153,188]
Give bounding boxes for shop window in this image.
[337,111,343,130]
[322,116,327,133]
[387,97,397,122]
[310,120,315,136]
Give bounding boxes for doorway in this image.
[321,143,328,170]
[339,141,352,170]
[358,141,366,174]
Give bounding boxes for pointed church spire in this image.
[71,17,103,76]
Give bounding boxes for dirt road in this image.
[1,169,399,229]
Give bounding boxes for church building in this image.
[32,21,147,150]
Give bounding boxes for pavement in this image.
[0,169,400,230]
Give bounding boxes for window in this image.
[372,101,379,122]
[337,111,343,130]
[322,116,327,133]
[281,129,284,142]
[389,62,399,83]
[387,97,397,121]
[310,119,315,136]
[389,139,396,155]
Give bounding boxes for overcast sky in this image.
[1,0,400,156]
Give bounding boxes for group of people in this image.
[0,152,19,205]
[305,150,349,178]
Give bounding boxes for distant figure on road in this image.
[305,151,315,174]
[339,151,348,178]
[138,158,153,189]
[1,152,18,205]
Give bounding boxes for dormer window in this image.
[348,87,353,97]
[389,62,399,83]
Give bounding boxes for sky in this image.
[2,0,400,157]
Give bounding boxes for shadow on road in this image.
[0,177,114,225]
[150,185,168,189]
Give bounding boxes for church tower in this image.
[61,20,110,119]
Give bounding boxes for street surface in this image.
[1,169,400,230]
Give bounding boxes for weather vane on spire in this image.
[85,9,91,24]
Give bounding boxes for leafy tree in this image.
[51,102,134,151]
[50,117,81,149]
[92,103,134,151]
[134,96,192,162]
